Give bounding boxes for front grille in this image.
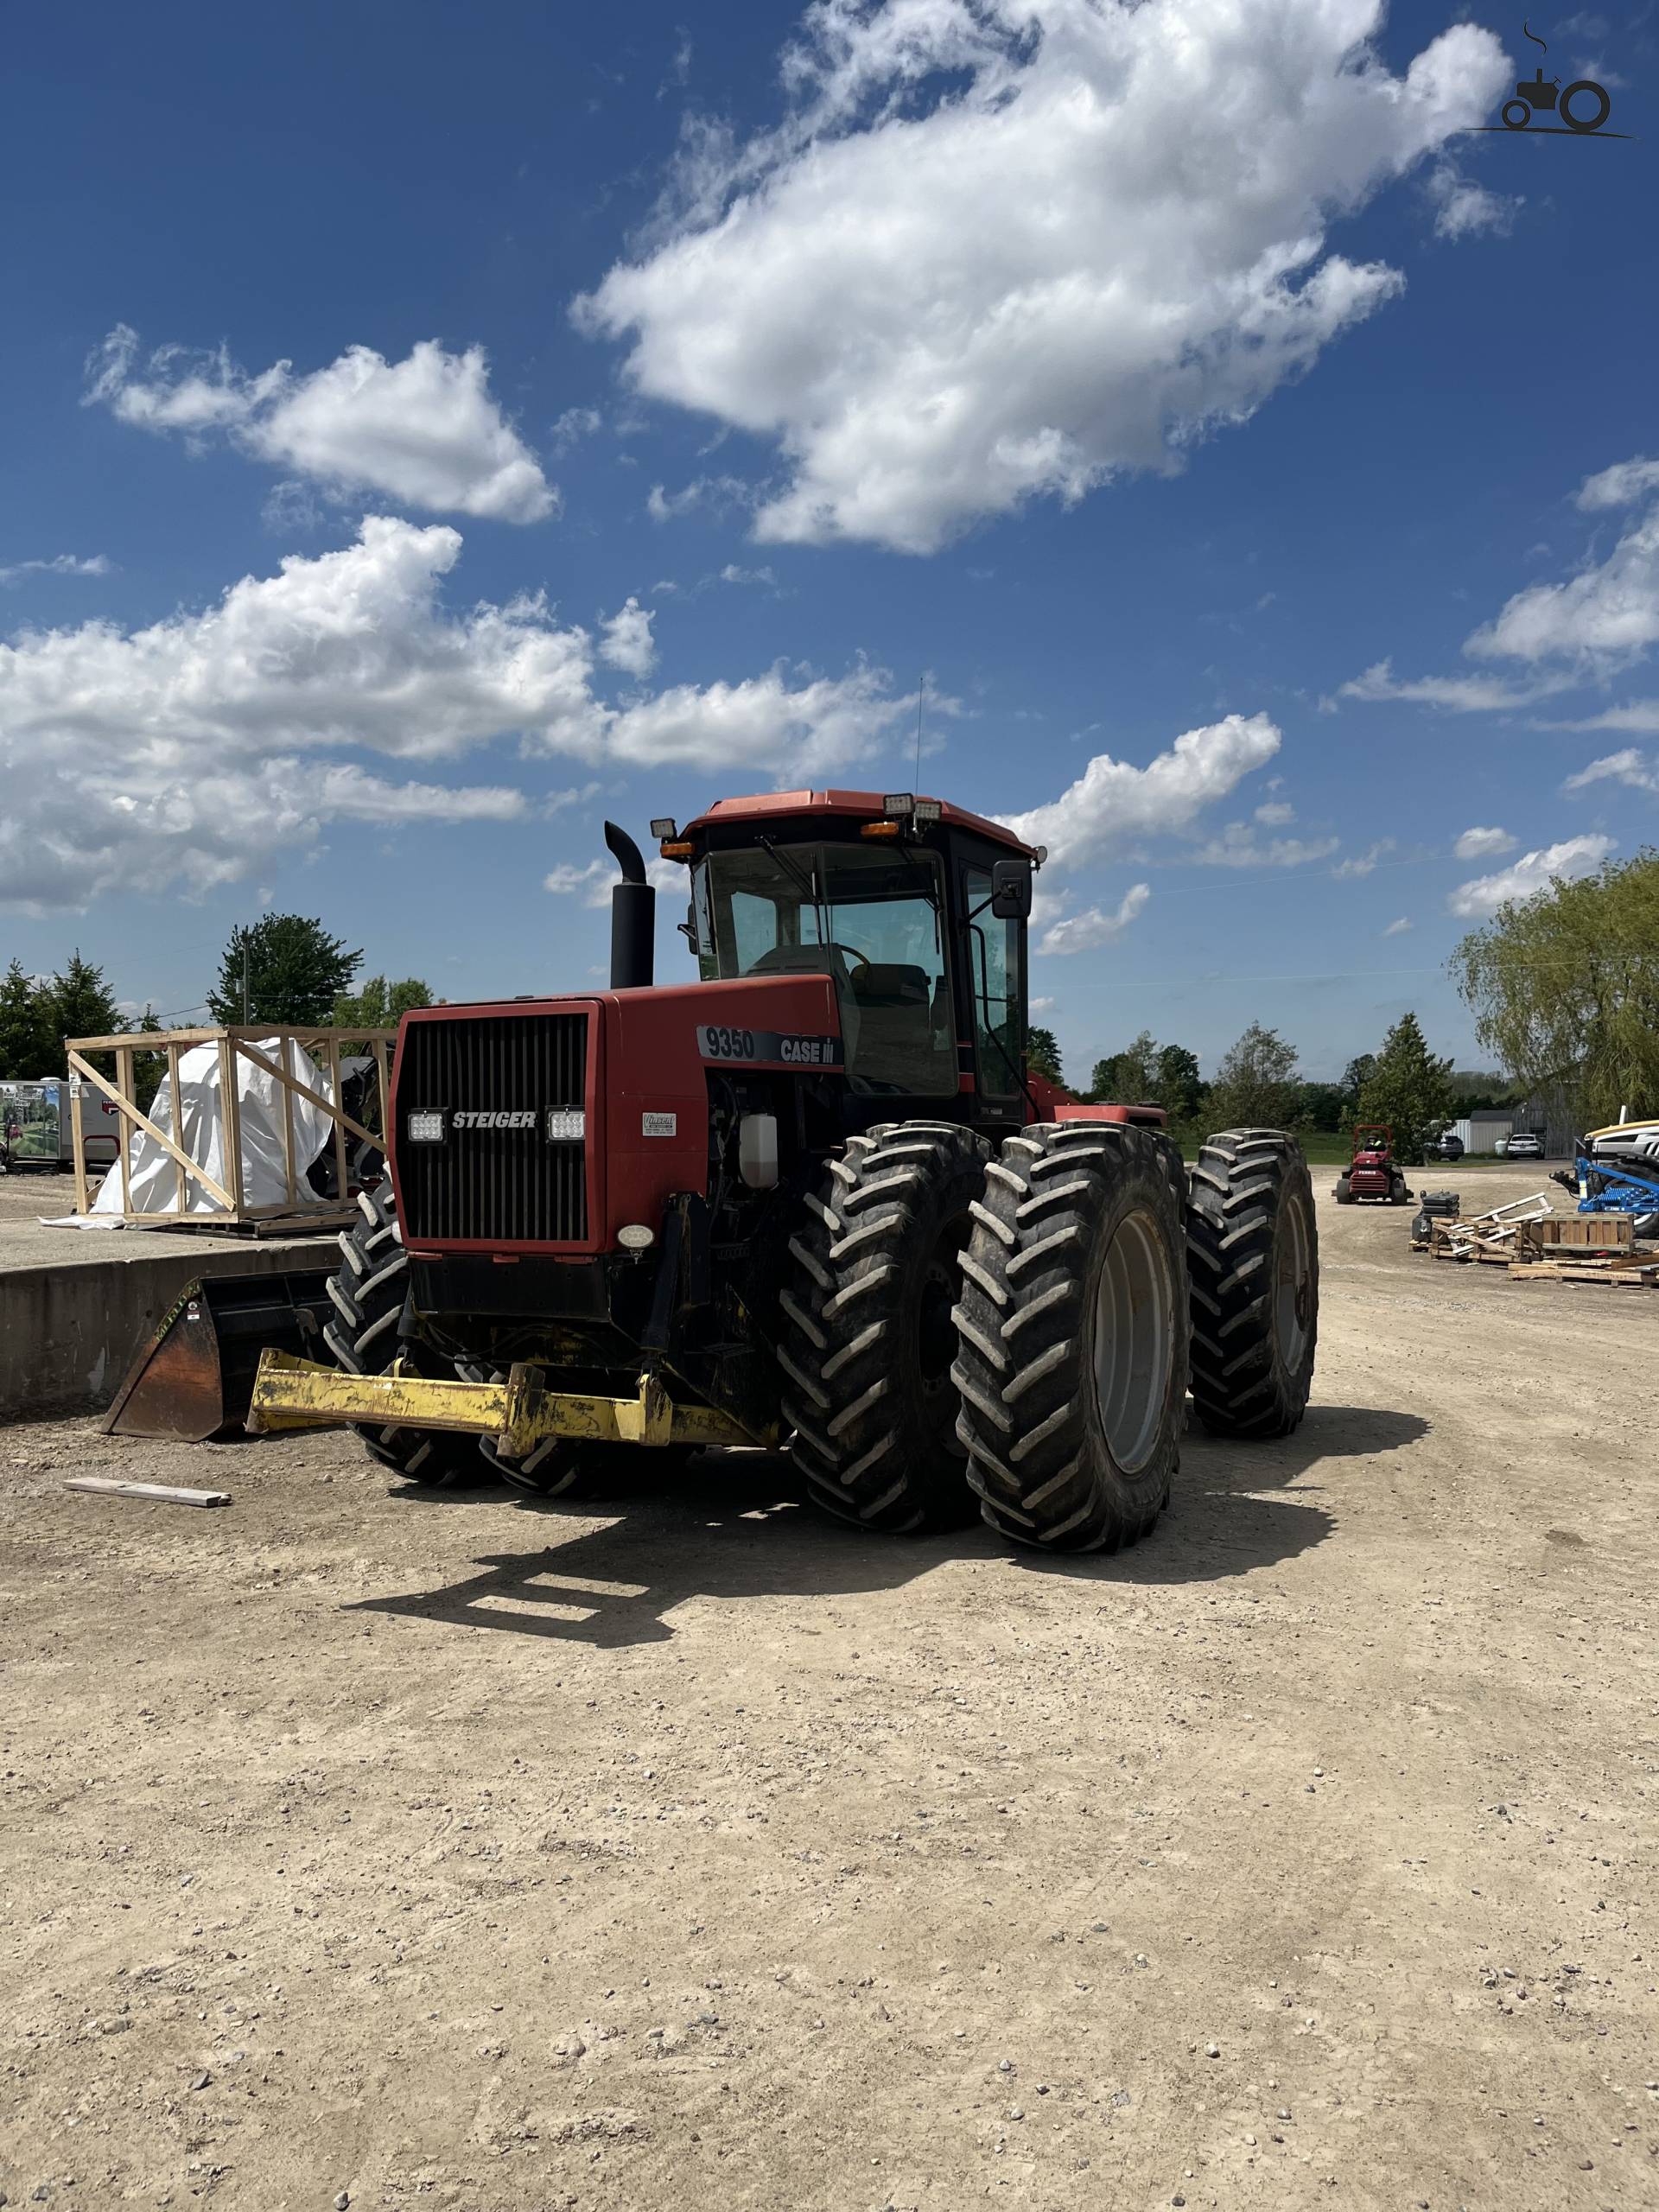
[397,1011,590,1243]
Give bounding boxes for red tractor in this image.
[253,790,1319,1554]
[1335,1123,1410,1207]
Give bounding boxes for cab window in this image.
[964,864,1021,1098]
[697,842,956,1096]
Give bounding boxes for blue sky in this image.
[3,0,1655,1083]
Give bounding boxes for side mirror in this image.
[989,858,1033,920]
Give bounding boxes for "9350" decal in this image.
[696,1025,843,1068]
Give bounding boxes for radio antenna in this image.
[914,672,925,786]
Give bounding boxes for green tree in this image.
[1294,1081,1349,1132]
[1089,1028,1158,1103]
[1150,1041,1204,1120]
[207,914,362,1027]
[333,975,434,1031]
[1340,1052,1377,1100]
[1451,849,1659,1129]
[1355,1012,1455,1166]
[43,950,124,1076]
[1207,1021,1300,1131]
[1026,1025,1063,1083]
[130,1006,167,1116]
[1447,1068,1513,1109]
[0,958,55,1078]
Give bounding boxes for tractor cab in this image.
[665,788,1039,1133]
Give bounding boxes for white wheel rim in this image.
[1274,1193,1313,1372]
[1091,1206,1175,1475]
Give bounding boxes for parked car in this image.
[1427,1131,1465,1161]
[1504,1130,1545,1160]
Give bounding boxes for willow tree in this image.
[1450,849,1659,1129]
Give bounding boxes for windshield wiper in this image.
[758,836,828,942]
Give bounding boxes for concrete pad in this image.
[0,1176,336,1417]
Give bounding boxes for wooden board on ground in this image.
[66,1478,232,1507]
[1508,1257,1658,1287]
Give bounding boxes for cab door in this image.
[957,844,1028,1129]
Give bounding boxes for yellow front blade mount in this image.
[248,1350,763,1452]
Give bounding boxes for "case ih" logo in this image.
[451,1110,537,1130]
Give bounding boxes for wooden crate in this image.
[67,1025,397,1233]
[1513,1214,1634,1259]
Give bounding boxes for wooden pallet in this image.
[1508,1257,1658,1288]
[1514,1214,1635,1260]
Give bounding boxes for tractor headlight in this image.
[408,1110,445,1143]
[547,1109,586,1142]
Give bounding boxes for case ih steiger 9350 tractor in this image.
[251,790,1319,1554]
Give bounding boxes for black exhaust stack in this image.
[605,821,655,989]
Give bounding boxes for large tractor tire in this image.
[1185,1130,1318,1440]
[325,1174,477,1486]
[953,1122,1188,1554]
[781,1121,990,1533]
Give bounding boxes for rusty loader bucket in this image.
[102,1272,334,1443]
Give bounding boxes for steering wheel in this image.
[747,942,873,982]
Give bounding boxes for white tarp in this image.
[88,1037,339,1217]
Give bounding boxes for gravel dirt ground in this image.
[3,1167,1655,2211]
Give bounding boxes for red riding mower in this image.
[1335,1124,1410,1207]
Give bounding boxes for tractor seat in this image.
[849,962,931,1008]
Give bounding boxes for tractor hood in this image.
[388,975,842,1257]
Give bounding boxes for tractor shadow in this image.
[346,1403,1426,1648]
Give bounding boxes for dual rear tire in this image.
[785,1118,1317,1554]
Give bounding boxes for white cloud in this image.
[1575,456,1659,512]
[645,474,753,524]
[1190,823,1339,869]
[604,660,914,772]
[1424,160,1519,241]
[1447,836,1615,919]
[545,852,697,907]
[1340,452,1659,709]
[1382,916,1412,936]
[1029,995,1055,1014]
[0,553,111,586]
[1465,498,1659,670]
[543,858,614,907]
[1254,800,1295,826]
[598,596,658,678]
[0,518,924,910]
[577,0,1505,553]
[86,327,556,524]
[1332,838,1394,878]
[1541,700,1659,735]
[550,405,602,453]
[1335,660,1561,714]
[1006,712,1281,871]
[1453,824,1516,860]
[1039,883,1151,956]
[1562,748,1659,796]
